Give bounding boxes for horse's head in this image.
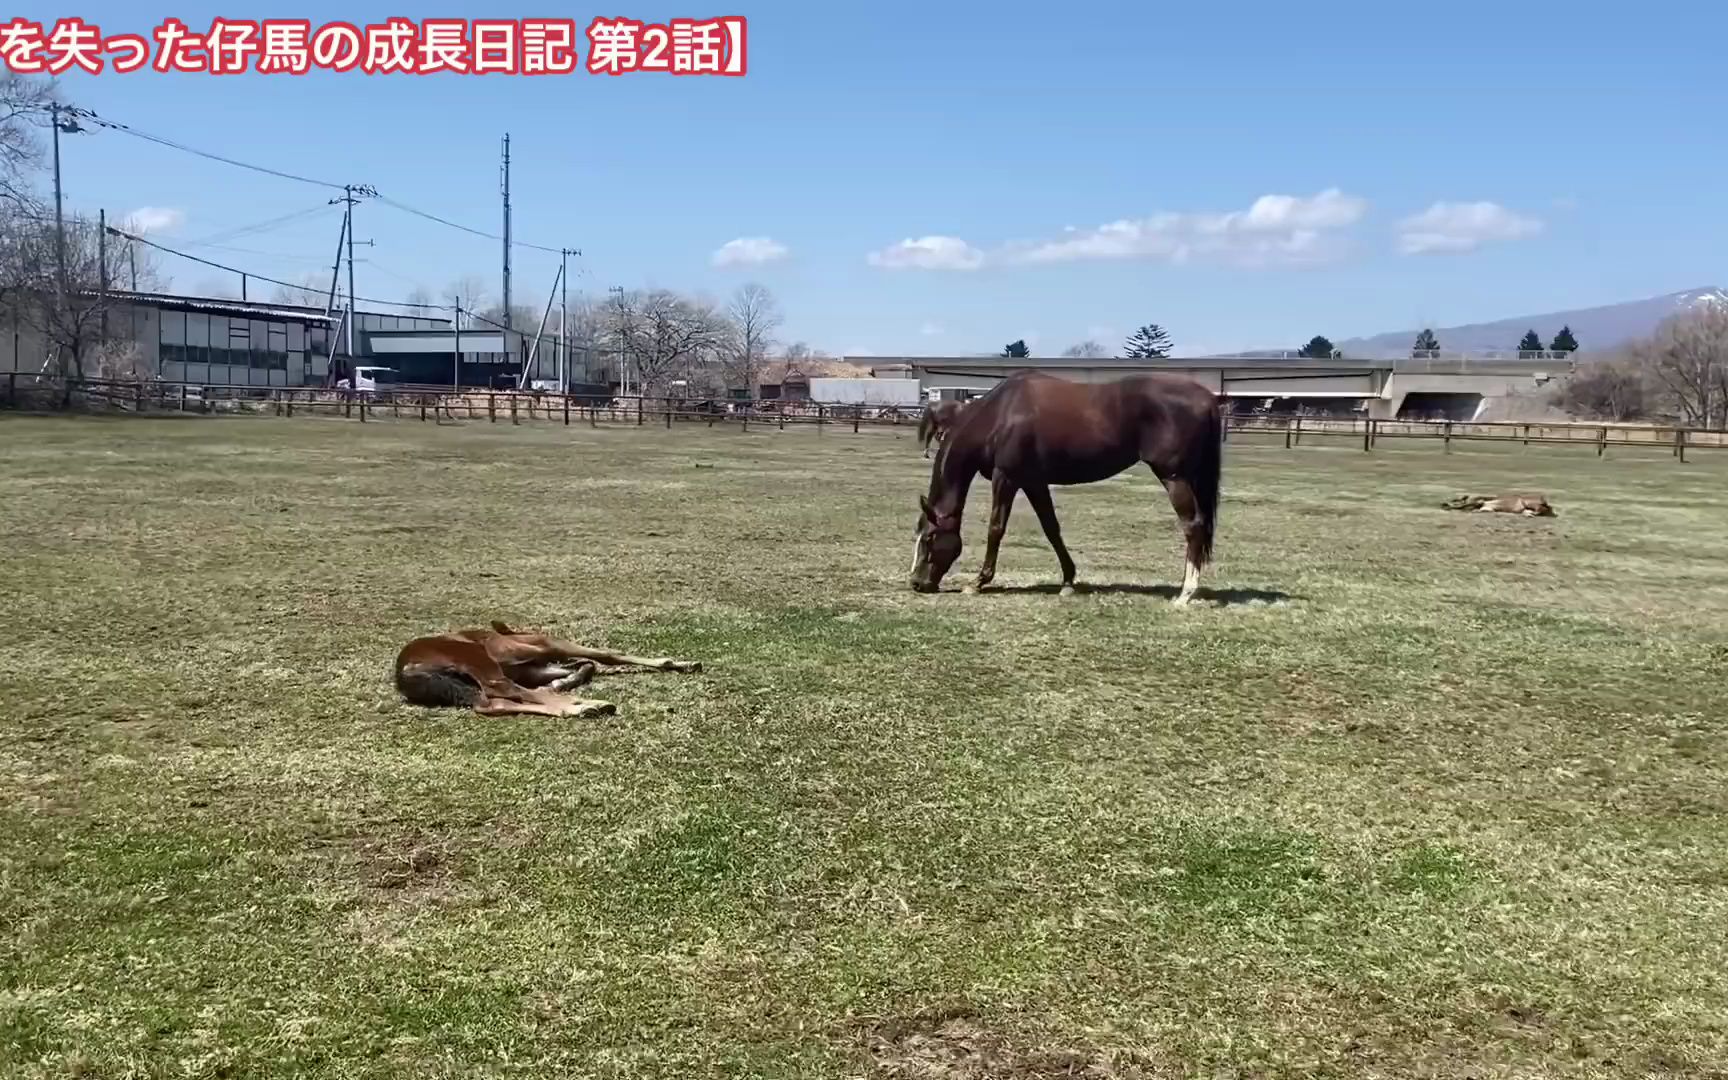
[910,493,963,592]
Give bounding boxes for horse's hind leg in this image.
[1022,482,1078,596]
[1161,477,1206,605]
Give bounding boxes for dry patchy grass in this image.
[2,413,1727,1078]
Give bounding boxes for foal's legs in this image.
[1022,482,1078,596]
[969,471,1018,592]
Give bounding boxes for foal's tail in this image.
[1187,395,1224,567]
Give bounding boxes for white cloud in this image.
[865,235,985,271]
[919,321,944,336]
[1395,201,1542,255]
[1005,189,1368,269]
[125,206,184,233]
[711,236,789,268]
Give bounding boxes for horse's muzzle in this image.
[910,579,938,594]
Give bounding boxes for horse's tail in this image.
[1188,395,1224,567]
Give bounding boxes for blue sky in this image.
[22,2,1728,356]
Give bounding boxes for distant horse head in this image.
[910,492,965,592]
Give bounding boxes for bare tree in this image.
[1551,352,1652,422]
[443,275,490,326]
[1062,340,1109,358]
[605,287,727,396]
[1633,303,1728,427]
[269,271,331,308]
[722,282,782,394]
[0,72,55,210]
[0,208,164,396]
[404,285,434,310]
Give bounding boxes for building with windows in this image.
[0,288,600,391]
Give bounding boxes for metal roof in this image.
[98,289,339,323]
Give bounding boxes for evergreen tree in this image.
[1412,328,1440,354]
[1123,324,1174,359]
[1001,339,1029,358]
[1298,335,1336,359]
[1549,325,1579,353]
[1518,329,1544,353]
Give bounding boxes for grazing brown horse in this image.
[910,371,1224,603]
[917,400,968,458]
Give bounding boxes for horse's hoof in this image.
[1059,584,1076,597]
[962,583,979,595]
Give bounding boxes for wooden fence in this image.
[4,373,1724,462]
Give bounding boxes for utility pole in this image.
[50,103,69,299]
[97,208,108,339]
[328,184,377,360]
[559,248,571,389]
[500,134,512,333]
[608,284,626,395]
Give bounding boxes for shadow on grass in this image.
[964,582,1302,605]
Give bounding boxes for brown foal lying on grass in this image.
[394,621,702,718]
[1441,492,1557,517]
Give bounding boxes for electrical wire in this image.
[181,204,333,247]
[107,224,566,341]
[56,104,583,266]
[65,107,347,191]
[372,193,576,257]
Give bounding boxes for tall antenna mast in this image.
[500,134,512,332]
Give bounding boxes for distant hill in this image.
[1333,286,1728,357]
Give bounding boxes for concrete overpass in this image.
[847,353,1571,421]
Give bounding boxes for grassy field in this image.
[3,413,1727,1079]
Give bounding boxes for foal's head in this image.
[910,493,963,592]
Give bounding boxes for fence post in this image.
[563,394,570,425]
[666,400,672,429]
[589,402,597,428]
[6,371,14,407]
[510,395,519,425]
[1676,427,1686,464]
[1362,418,1371,452]
[1443,421,1452,453]
[1523,424,1530,448]
[1597,426,1606,457]
[489,394,497,423]
[853,411,860,434]
[818,405,826,432]
[286,391,293,417]
[420,396,427,422]
[359,394,368,422]
[1292,416,1301,447]
[637,397,644,426]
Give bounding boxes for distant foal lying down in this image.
[1441,492,1556,517]
[394,621,702,719]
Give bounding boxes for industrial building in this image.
[0,288,596,391]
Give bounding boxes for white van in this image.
[351,366,395,395]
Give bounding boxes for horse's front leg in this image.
[967,471,1018,593]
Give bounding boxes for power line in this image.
[372,192,575,257]
[182,204,333,247]
[47,102,584,269]
[64,106,348,191]
[109,223,444,313]
[106,222,577,343]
